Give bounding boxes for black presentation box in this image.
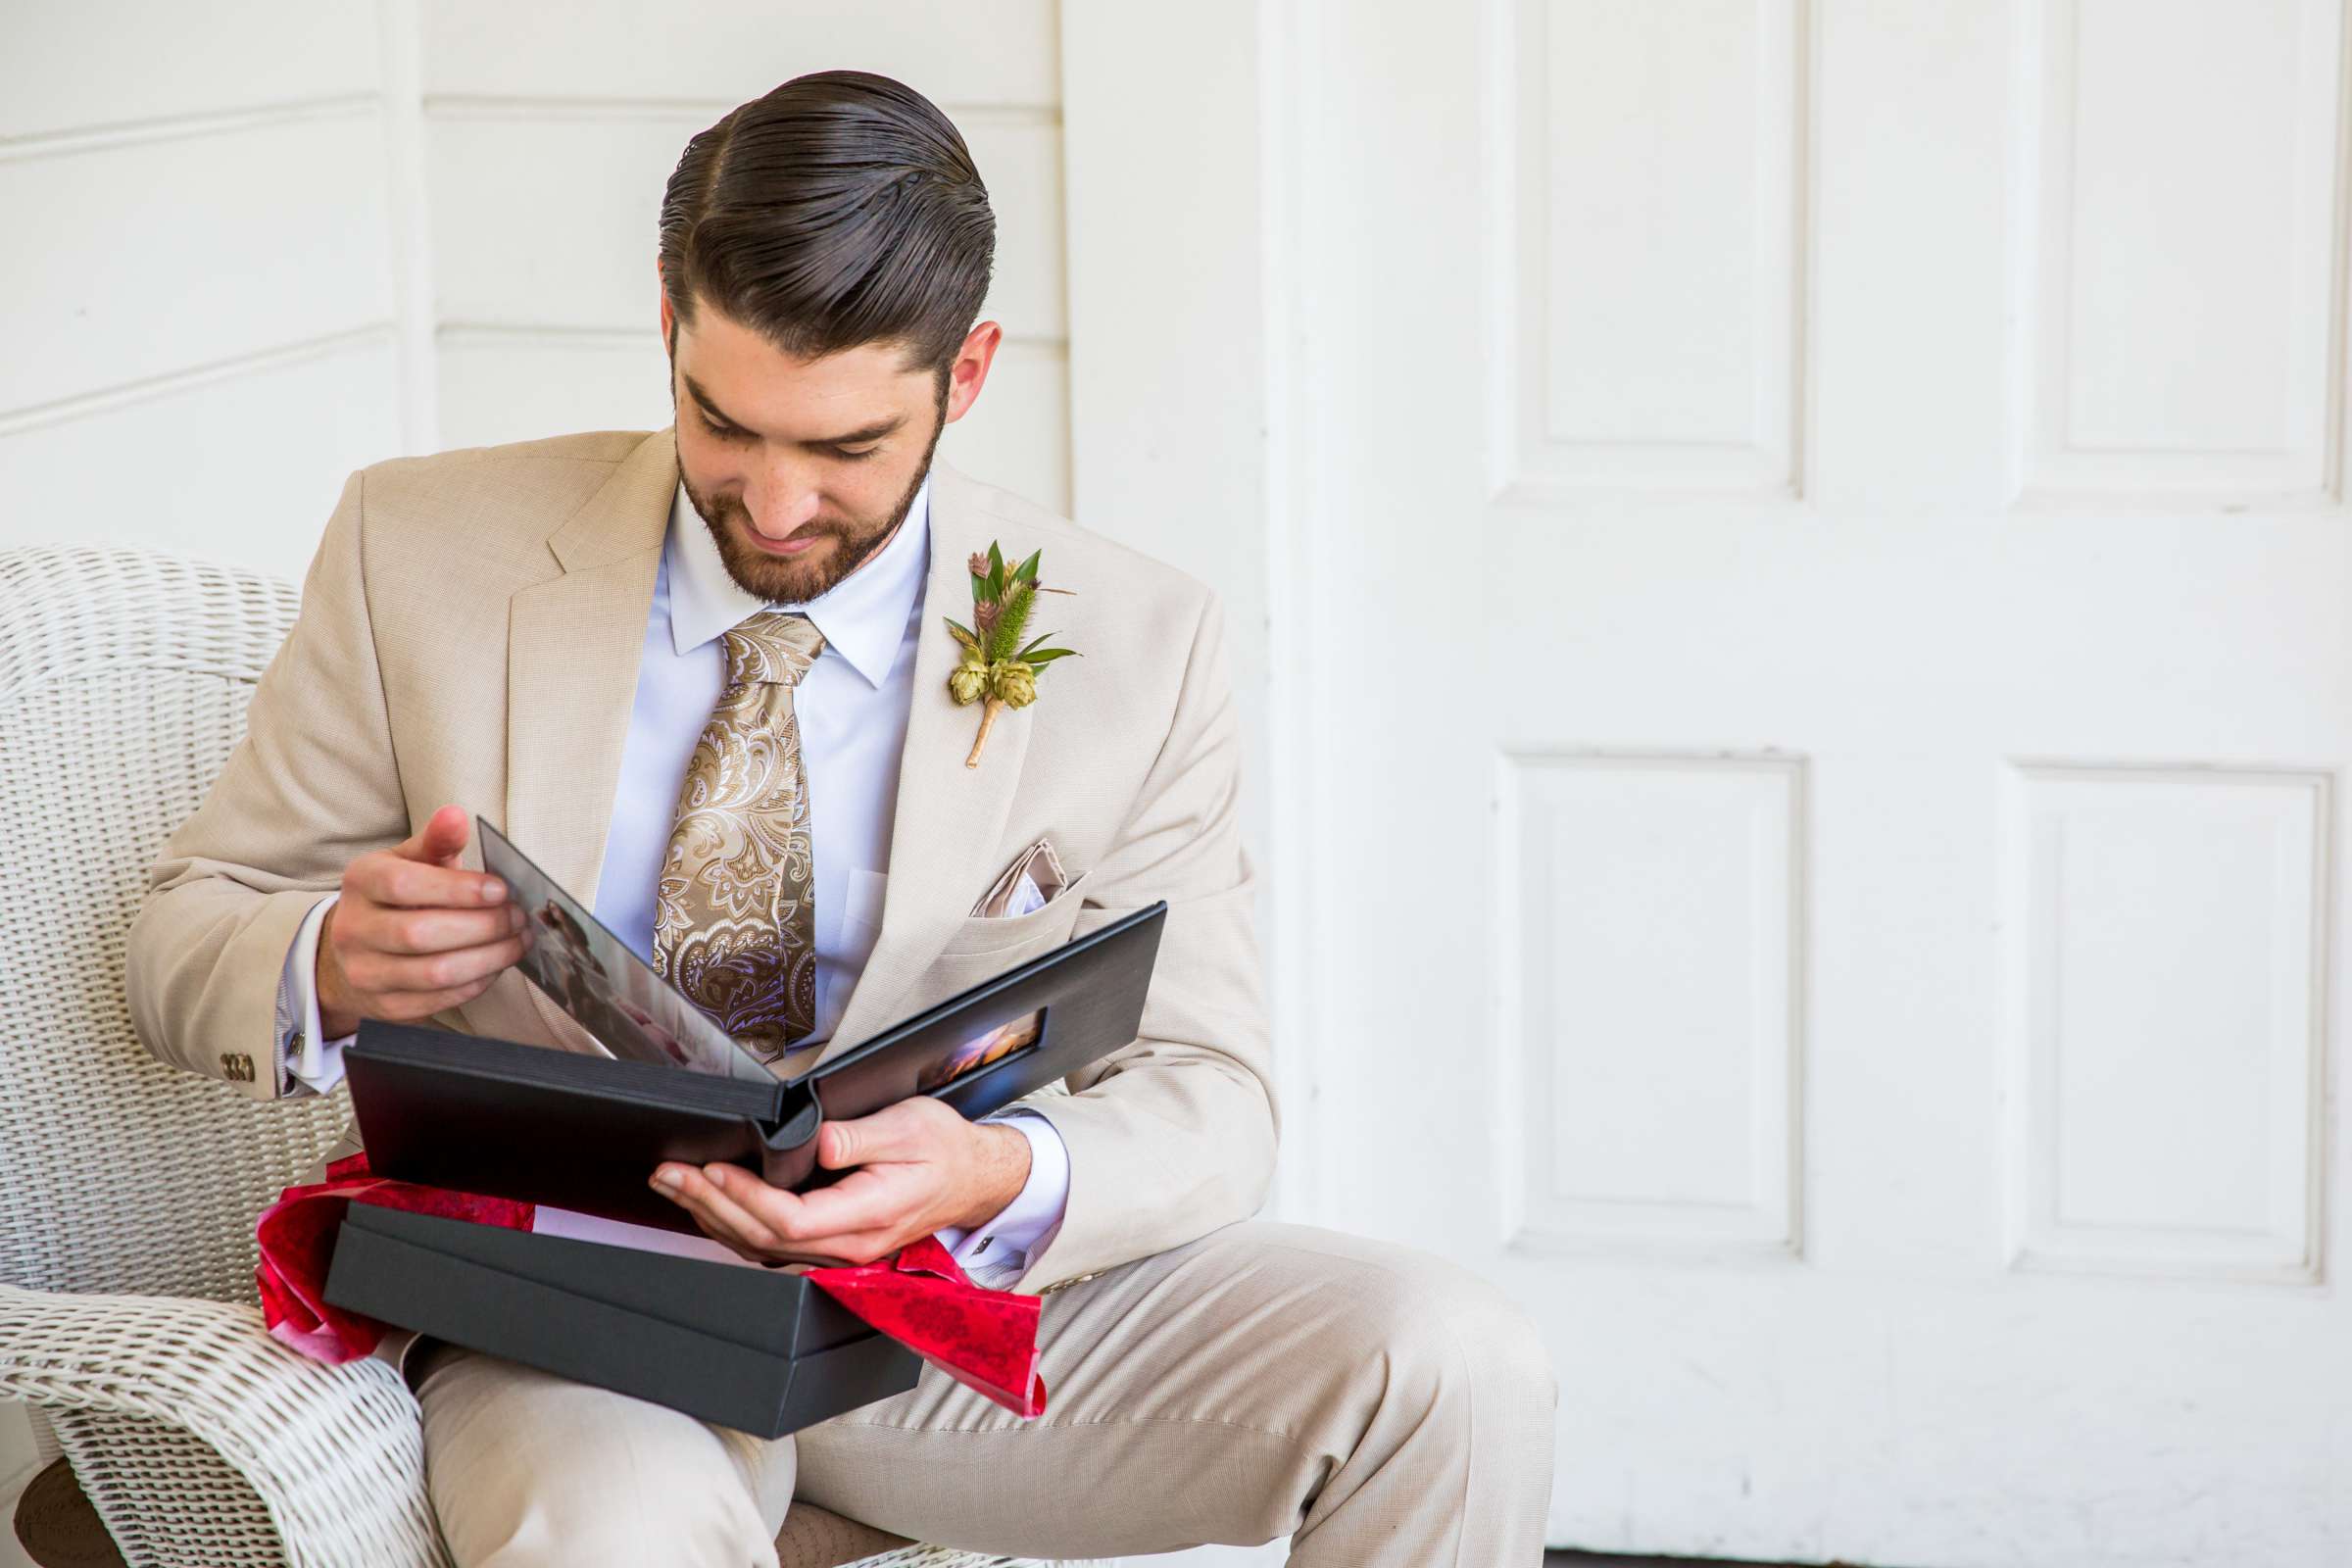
[322,1202,921,1437]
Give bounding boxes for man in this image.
[127,70,1555,1565]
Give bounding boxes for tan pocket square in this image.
[972,838,1069,918]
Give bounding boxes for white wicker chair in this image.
[0,546,1078,1568]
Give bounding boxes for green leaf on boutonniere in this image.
[954,540,1080,768]
[989,579,1036,662]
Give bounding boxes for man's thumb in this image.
[818,1120,862,1169]
[405,805,470,865]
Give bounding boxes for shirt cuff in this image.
[934,1108,1068,1290]
[275,893,356,1097]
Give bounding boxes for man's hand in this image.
[649,1097,1033,1266]
[316,804,529,1038]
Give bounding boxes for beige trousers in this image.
[416,1221,1558,1566]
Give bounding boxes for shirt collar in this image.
[665,477,931,688]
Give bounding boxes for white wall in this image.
[0,0,404,1502]
[0,4,1280,1559]
[0,0,1071,587]
[418,0,1071,511]
[0,2,406,586]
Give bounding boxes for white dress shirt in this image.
[272,476,1069,1286]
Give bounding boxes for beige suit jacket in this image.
[125,428,1277,1299]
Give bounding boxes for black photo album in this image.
[343,819,1166,1236]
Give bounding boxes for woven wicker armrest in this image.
[0,1283,447,1568]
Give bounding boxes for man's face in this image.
[662,295,999,604]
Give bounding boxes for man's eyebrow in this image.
[680,374,906,447]
[821,416,906,446]
[681,374,748,430]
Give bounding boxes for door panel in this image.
[1293,1,2352,1562]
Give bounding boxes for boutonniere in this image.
[946,542,1079,768]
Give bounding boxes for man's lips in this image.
[741,524,827,557]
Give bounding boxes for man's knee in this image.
[1344,1251,1558,1435]
[419,1350,793,1567]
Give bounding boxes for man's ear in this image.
[943,320,1004,426]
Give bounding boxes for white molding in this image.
[0,325,395,440]
[436,321,1064,352]
[419,94,1058,130]
[1059,0,1320,1222]
[1997,760,2330,1285]
[0,94,378,164]
[1257,0,1334,1231]
[1484,0,1812,503]
[2006,0,2352,510]
[377,0,438,456]
[1494,749,1809,1263]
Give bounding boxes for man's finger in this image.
[770,1171,906,1239]
[763,1229,897,1267]
[401,804,471,866]
[664,1165,926,1266]
[361,904,525,956]
[652,1174,764,1251]
[677,1164,898,1265]
[700,1162,840,1245]
[371,974,502,1022]
[654,1164,788,1251]
[667,1192,775,1265]
[345,935,527,995]
[354,855,506,909]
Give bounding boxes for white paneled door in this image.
[1280,1,2351,1562]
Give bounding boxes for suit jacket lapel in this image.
[817,466,1034,1062]
[503,429,676,1043]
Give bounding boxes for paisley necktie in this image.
[653,609,827,1060]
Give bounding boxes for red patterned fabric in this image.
[805,1234,1045,1417]
[254,1153,1047,1418]
[253,1153,534,1364]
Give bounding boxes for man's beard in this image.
[681,421,940,605]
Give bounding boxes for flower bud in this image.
[992,660,1038,709]
[948,658,991,706]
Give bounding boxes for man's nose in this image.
[744,462,823,537]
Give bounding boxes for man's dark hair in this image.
[658,71,995,377]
